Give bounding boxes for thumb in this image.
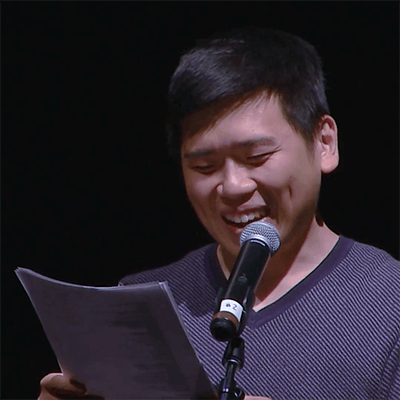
[39,372,105,400]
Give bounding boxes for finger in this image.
[38,390,59,400]
[40,373,104,399]
[40,373,87,396]
[38,389,95,400]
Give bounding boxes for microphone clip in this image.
[211,285,254,342]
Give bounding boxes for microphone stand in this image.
[218,336,245,400]
[211,223,280,400]
[210,288,254,400]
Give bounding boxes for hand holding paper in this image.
[16,267,217,400]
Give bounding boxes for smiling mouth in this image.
[222,208,269,229]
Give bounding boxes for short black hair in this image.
[166,27,330,162]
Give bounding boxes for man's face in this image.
[181,96,329,260]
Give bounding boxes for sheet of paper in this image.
[16,267,217,399]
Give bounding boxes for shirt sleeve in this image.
[379,333,400,400]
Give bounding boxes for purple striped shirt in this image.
[119,237,400,399]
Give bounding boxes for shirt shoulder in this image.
[344,240,400,290]
[118,243,218,287]
[118,243,219,314]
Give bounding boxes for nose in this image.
[217,159,257,206]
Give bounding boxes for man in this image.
[39,28,400,400]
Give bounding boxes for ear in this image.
[316,115,339,174]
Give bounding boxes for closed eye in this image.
[247,153,271,162]
[192,165,216,174]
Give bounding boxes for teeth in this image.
[233,216,242,223]
[225,209,266,225]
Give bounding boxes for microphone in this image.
[210,221,280,342]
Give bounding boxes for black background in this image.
[2,3,399,399]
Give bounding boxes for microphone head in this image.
[239,221,281,254]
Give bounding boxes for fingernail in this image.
[70,379,86,390]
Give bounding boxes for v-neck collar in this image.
[204,236,354,328]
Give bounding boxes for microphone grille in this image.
[239,221,281,254]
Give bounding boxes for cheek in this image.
[253,161,290,193]
[266,151,320,188]
[279,170,321,217]
[184,173,216,211]
[255,158,320,209]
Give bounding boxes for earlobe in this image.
[319,115,339,174]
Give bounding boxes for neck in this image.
[217,217,339,309]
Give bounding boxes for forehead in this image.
[181,96,293,154]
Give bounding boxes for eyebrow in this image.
[182,136,278,159]
[236,136,277,148]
